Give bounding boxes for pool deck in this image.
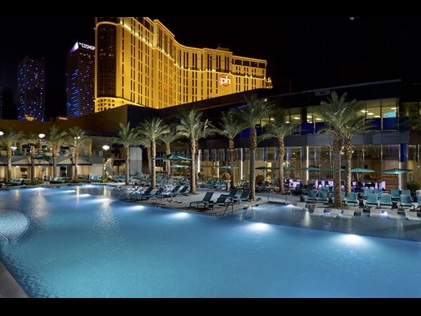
[1,185,421,298]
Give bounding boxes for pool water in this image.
[0,185,420,298]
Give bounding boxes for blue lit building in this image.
[17,57,46,121]
[66,42,95,119]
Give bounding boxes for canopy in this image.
[351,168,376,173]
[168,154,192,161]
[381,168,412,175]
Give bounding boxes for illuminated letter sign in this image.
[219,75,231,87]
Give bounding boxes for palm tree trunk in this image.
[229,139,235,189]
[30,145,35,183]
[249,128,257,201]
[125,147,130,185]
[6,147,12,182]
[190,141,197,194]
[278,142,285,194]
[332,134,343,208]
[151,141,157,189]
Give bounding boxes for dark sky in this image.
[1,16,421,117]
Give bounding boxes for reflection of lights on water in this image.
[171,212,190,219]
[125,205,147,212]
[333,234,368,247]
[249,222,271,232]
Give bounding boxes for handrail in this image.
[0,231,9,243]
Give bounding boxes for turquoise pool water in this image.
[0,185,420,298]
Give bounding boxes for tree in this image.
[25,133,40,183]
[112,123,140,185]
[217,109,246,189]
[342,115,373,197]
[45,125,69,178]
[160,124,181,177]
[137,117,169,189]
[260,108,299,194]
[233,94,274,201]
[0,128,24,182]
[319,91,360,208]
[67,126,91,181]
[176,107,216,195]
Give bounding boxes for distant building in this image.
[94,17,272,112]
[17,56,46,121]
[66,42,95,119]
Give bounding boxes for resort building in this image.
[94,17,272,112]
[1,79,421,191]
[66,42,95,119]
[17,56,46,122]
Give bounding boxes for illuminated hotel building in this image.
[17,56,46,121]
[94,17,272,112]
[66,42,95,119]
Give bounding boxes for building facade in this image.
[17,56,46,121]
[94,17,272,112]
[66,42,95,119]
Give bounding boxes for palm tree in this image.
[233,94,274,201]
[0,128,24,182]
[260,108,299,194]
[161,124,181,177]
[320,91,359,208]
[137,117,170,189]
[342,115,373,197]
[25,133,41,183]
[67,126,91,182]
[217,109,246,190]
[112,123,140,185]
[45,125,68,178]
[176,107,216,195]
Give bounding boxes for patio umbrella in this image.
[301,167,320,172]
[168,154,192,161]
[255,166,280,170]
[351,168,375,173]
[381,168,412,175]
[171,164,189,169]
[219,165,232,170]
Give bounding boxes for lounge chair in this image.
[369,208,383,217]
[305,190,318,203]
[295,202,307,210]
[399,195,418,210]
[132,187,154,200]
[310,207,325,216]
[390,188,401,201]
[387,209,402,220]
[379,193,393,209]
[325,208,342,218]
[231,189,250,203]
[341,209,355,219]
[207,194,233,210]
[364,193,379,209]
[315,190,329,203]
[405,210,421,221]
[189,192,214,209]
[344,192,359,207]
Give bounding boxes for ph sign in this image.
[219,75,231,87]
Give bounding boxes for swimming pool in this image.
[0,185,420,298]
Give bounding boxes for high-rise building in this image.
[66,42,95,119]
[94,17,272,112]
[17,56,46,121]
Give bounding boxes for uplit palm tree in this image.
[137,117,170,189]
[342,115,373,197]
[67,126,91,181]
[176,107,216,195]
[218,109,246,189]
[260,108,299,194]
[161,124,181,177]
[233,94,274,201]
[45,125,69,178]
[25,133,40,183]
[320,91,359,208]
[112,123,140,185]
[0,128,24,182]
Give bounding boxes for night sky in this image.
[1,16,421,118]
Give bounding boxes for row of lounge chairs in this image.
[189,189,251,211]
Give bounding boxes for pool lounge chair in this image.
[324,208,342,218]
[344,192,359,207]
[207,194,233,211]
[364,193,379,209]
[341,209,355,219]
[231,189,250,203]
[310,207,325,216]
[379,193,393,209]
[369,208,383,217]
[189,192,214,209]
[387,209,402,220]
[405,210,421,221]
[399,195,418,210]
[295,202,307,210]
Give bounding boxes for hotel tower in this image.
[94,17,272,112]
